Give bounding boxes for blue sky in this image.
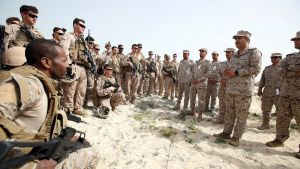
[1,0,299,73]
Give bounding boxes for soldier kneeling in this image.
[93,63,125,118]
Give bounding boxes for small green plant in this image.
[214,137,227,144]
[186,122,200,133]
[185,137,195,144]
[133,114,144,121]
[160,127,177,138]
[148,123,158,131]
[290,123,299,130]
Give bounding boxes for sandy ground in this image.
[68,92,300,169]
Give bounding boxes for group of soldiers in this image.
[0,4,300,168]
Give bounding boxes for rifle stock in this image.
[0,127,90,169]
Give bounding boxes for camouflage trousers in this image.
[261,95,279,118]
[84,71,95,106]
[62,65,87,111]
[177,82,191,109]
[155,73,164,95]
[97,92,126,111]
[223,93,252,139]
[138,75,149,95]
[147,72,156,95]
[120,72,127,94]
[172,85,178,98]
[113,72,122,87]
[56,147,100,169]
[217,87,226,121]
[190,87,206,113]
[125,71,140,101]
[275,96,300,142]
[164,76,175,99]
[205,83,219,109]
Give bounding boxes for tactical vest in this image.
[69,33,90,67]
[0,65,67,141]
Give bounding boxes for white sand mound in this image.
[68,93,300,169]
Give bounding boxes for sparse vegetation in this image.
[185,137,195,144]
[160,126,178,138]
[290,123,299,130]
[133,113,144,121]
[186,122,200,133]
[214,137,227,144]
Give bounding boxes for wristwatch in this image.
[235,69,239,76]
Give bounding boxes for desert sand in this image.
[68,91,300,169]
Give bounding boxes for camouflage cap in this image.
[183,50,189,53]
[233,30,252,39]
[164,54,170,59]
[270,53,282,58]
[291,31,300,41]
[103,63,113,70]
[211,51,219,55]
[94,44,100,50]
[224,48,236,52]
[105,41,111,47]
[198,48,207,52]
[2,47,26,66]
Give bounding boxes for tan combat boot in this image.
[186,109,195,116]
[197,112,203,122]
[173,104,180,110]
[266,139,284,147]
[213,132,231,139]
[257,115,270,130]
[73,109,87,116]
[296,145,300,159]
[229,137,240,147]
[212,117,225,124]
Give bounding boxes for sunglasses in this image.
[94,48,100,51]
[57,32,64,36]
[25,13,38,19]
[271,57,280,59]
[78,23,86,28]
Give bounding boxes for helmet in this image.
[2,47,26,66]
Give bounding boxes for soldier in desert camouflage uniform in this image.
[213,48,235,124]
[214,30,261,147]
[8,5,44,48]
[162,54,177,100]
[205,51,220,112]
[266,31,300,159]
[257,53,282,130]
[190,48,211,121]
[174,50,194,114]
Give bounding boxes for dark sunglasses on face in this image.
[78,23,86,28]
[271,57,280,59]
[94,48,100,51]
[57,32,64,36]
[25,13,38,19]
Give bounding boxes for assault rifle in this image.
[0,127,90,169]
